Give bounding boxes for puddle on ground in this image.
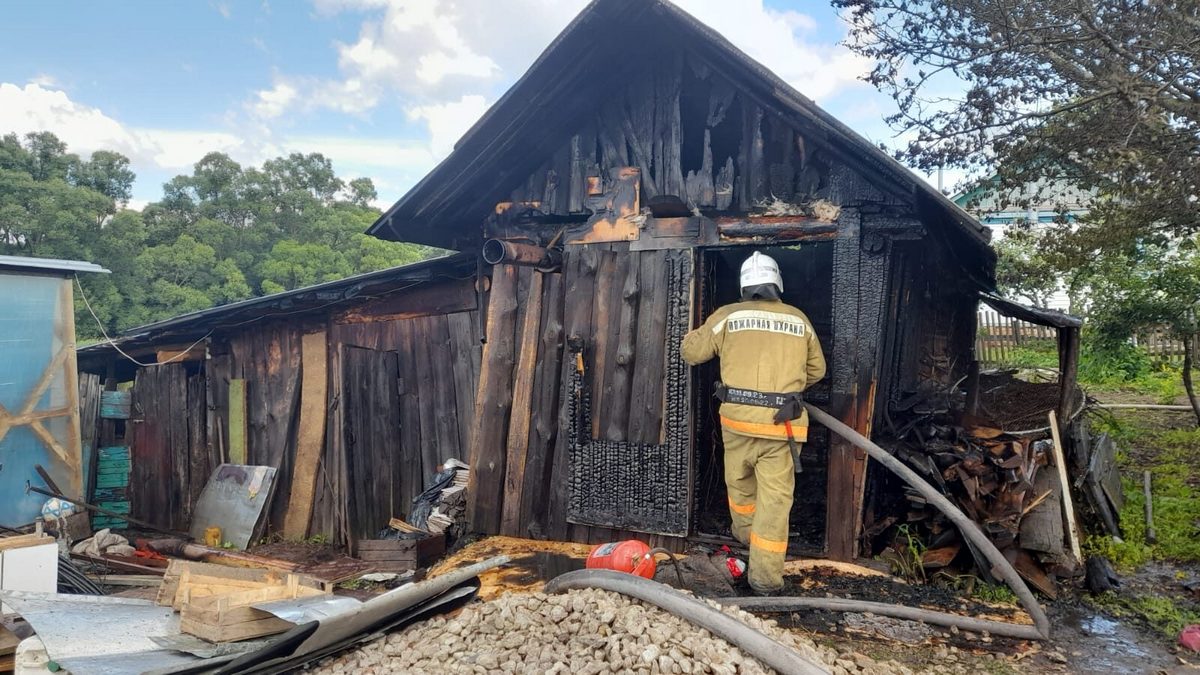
[504,552,586,584]
[1080,614,1120,637]
[1059,607,1160,673]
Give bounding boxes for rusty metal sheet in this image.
[188,464,278,550]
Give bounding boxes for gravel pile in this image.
[310,588,923,674]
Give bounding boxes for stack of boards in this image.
[0,625,17,673]
[156,560,330,643]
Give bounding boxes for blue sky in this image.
[0,0,928,208]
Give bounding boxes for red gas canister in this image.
[586,540,656,578]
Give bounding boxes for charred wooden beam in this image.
[825,207,890,561]
[337,278,478,324]
[715,216,837,242]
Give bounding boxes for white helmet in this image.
[740,251,783,293]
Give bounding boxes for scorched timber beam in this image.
[714,216,838,243]
[825,207,890,561]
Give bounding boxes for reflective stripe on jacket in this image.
[682,299,826,440]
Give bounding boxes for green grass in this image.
[1001,342,1060,370]
[1088,592,1200,638]
[997,340,1186,404]
[1086,419,1200,568]
[973,583,1020,606]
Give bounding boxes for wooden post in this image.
[466,265,520,535]
[964,360,981,418]
[500,272,544,536]
[1143,470,1157,545]
[282,331,329,540]
[228,379,248,465]
[60,279,84,498]
[1057,326,1081,424]
[826,210,890,561]
[1048,410,1083,563]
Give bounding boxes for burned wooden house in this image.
[365,0,1001,562]
[79,0,1035,563]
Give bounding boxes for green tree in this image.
[993,228,1060,309]
[1088,241,1200,425]
[834,0,1200,253]
[0,132,435,336]
[346,177,377,207]
[24,131,76,181]
[258,240,352,293]
[69,150,135,205]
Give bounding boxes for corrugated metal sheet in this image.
[0,255,109,275]
[76,252,476,363]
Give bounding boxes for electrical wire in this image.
[74,275,211,367]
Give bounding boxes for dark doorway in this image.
[692,244,834,553]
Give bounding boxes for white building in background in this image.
[953,178,1092,312]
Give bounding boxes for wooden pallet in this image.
[160,560,330,642]
[180,577,327,642]
[355,533,446,573]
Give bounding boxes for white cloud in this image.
[407,94,491,158]
[0,83,245,170]
[251,80,298,119]
[671,0,869,100]
[0,81,441,204]
[1,82,143,155]
[280,134,435,170]
[253,0,868,147]
[29,73,60,88]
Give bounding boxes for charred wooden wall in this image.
[466,247,692,551]
[495,48,849,232]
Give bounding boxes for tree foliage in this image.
[1086,241,1200,423]
[0,132,434,338]
[835,0,1200,249]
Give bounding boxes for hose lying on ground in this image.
[720,595,1042,641]
[800,403,1051,640]
[545,569,830,675]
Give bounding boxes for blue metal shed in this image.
[0,256,108,527]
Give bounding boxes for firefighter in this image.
[682,251,826,595]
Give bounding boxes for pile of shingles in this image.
[409,459,469,537]
[881,377,1074,597]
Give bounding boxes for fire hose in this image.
[719,404,1051,641]
[545,569,830,675]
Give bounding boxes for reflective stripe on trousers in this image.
[721,427,795,593]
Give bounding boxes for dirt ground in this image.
[422,536,1200,674]
[331,388,1200,674]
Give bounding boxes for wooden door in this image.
[341,345,401,545]
[563,246,695,536]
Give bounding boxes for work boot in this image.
[749,583,783,597]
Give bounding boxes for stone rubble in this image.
[309,588,953,674]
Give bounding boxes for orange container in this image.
[585,540,656,578]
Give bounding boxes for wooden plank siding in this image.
[105,17,1000,564]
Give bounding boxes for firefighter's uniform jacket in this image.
[682,298,826,592]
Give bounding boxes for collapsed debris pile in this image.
[312,588,917,675]
[407,458,469,538]
[880,373,1082,596]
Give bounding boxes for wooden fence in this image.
[977,310,1196,366]
[1134,328,1195,364]
[976,310,1058,366]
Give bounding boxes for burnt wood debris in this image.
[74,0,1103,598]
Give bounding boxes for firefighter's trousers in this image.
[722,429,795,593]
